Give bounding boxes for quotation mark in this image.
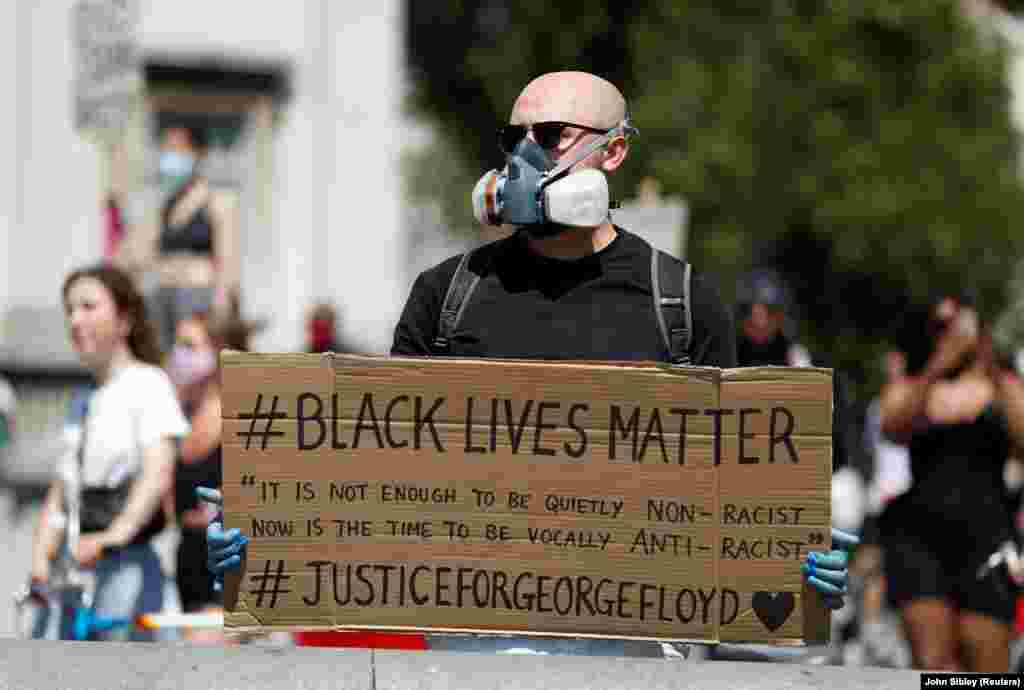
[241,475,256,487]
[250,560,291,609]
[237,394,286,450]
[808,532,825,546]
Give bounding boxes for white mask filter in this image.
[542,168,610,228]
[471,169,504,226]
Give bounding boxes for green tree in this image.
[996,1,1024,14]
[406,0,1024,395]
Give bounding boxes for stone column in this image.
[0,0,21,334]
[322,0,406,353]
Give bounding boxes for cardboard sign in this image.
[220,353,833,645]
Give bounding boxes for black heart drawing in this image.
[752,591,795,632]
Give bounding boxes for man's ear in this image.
[601,138,629,173]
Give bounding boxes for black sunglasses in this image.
[497,121,612,154]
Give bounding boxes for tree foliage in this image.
[406,0,1024,394]
[997,1,1024,14]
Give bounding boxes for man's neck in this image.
[525,220,618,260]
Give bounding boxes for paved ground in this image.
[2,640,924,690]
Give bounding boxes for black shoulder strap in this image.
[433,249,482,354]
[75,390,93,476]
[651,249,692,365]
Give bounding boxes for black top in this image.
[391,228,736,367]
[899,405,1016,546]
[909,406,1012,500]
[737,332,792,367]
[159,180,215,255]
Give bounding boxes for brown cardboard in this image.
[219,353,832,645]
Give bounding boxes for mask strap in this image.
[540,123,631,189]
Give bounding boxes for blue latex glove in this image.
[197,487,248,591]
[801,528,859,610]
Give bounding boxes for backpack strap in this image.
[433,249,482,354]
[651,249,692,365]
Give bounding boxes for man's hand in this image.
[802,528,859,609]
[197,488,247,585]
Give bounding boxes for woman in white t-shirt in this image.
[29,265,189,640]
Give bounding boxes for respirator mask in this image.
[471,118,639,237]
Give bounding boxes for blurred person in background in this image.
[166,311,223,640]
[734,269,812,368]
[148,124,238,355]
[848,349,914,669]
[166,302,260,643]
[29,265,189,641]
[878,290,1024,671]
[306,301,355,354]
[864,350,913,516]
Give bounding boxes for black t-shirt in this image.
[391,227,736,367]
[737,332,792,367]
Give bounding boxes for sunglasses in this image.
[497,121,613,154]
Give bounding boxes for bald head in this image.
[511,72,626,129]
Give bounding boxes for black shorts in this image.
[878,498,1017,624]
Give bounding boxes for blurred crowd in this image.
[3,119,1024,673]
[5,124,359,646]
[732,270,1024,672]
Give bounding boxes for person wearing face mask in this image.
[148,124,239,356]
[166,303,262,642]
[305,302,352,354]
[28,265,189,641]
[167,312,224,630]
[204,71,856,657]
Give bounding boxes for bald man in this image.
[206,72,854,660]
[391,71,736,365]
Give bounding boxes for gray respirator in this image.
[471,121,637,237]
